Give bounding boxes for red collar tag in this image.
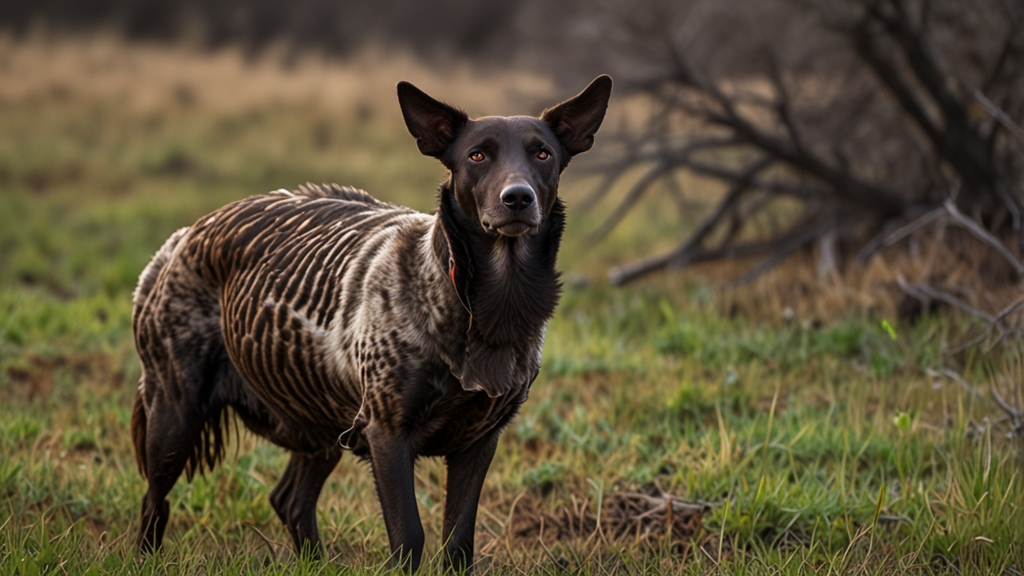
[448,255,457,289]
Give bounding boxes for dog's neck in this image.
[429,181,564,397]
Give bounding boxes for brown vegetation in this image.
[579,0,1024,305]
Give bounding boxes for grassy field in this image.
[1,35,1023,574]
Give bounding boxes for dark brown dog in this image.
[130,75,612,571]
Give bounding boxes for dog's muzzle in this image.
[486,185,539,236]
[500,185,535,211]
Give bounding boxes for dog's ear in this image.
[397,81,469,158]
[541,75,613,158]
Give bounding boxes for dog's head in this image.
[397,76,612,237]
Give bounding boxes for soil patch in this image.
[505,489,709,547]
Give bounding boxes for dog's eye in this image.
[536,150,550,160]
[469,151,485,162]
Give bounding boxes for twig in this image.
[662,169,691,216]
[244,522,279,558]
[656,17,908,217]
[579,171,624,213]
[991,386,1024,440]
[992,387,1022,420]
[580,136,739,214]
[944,199,1024,277]
[725,216,833,286]
[895,276,996,323]
[856,206,946,262]
[947,297,1024,354]
[698,544,722,570]
[671,157,776,266]
[588,164,670,240]
[926,368,982,397]
[976,90,1024,145]
[537,534,568,574]
[610,232,804,286]
[605,157,774,284]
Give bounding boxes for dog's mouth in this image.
[483,219,537,237]
[495,222,532,236]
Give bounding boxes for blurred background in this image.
[2,0,1023,316]
[2,0,1024,572]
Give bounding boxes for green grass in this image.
[2,42,1023,574]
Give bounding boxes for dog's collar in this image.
[436,187,474,314]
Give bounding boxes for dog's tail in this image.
[131,389,148,478]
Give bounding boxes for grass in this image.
[1,34,1023,574]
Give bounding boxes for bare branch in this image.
[856,205,946,262]
[607,157,774,285]
[948,297,1024,354]
[993,387,1024,422]
[980,14,1024,98]
[976,90,1024,145]
[871,1,964,124]
[665,157,777,268]
[587,164,670,241]
[662,170,691,216]
[580,135,743,212]
[608,234,800,286]
[896,276,995,323]
[702,97,907,215]
[726,215,833,286]
[588,0,1023,289]
[926,367,982,397]
[850,17,945,157]
[580,171,626,214]
[944,199,1024,277]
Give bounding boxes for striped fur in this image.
[130,76,612,570]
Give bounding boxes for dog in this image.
[130,75,612,571]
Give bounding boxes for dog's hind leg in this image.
[269,450,341,557]
[132,235,233,553]
[136,381,211,553]
[134,311,229,552]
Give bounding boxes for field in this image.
[1,35,1023,574]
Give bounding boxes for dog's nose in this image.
[500,185,536,211]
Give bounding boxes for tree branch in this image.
[588,164,671,241]
[944,199,1024,277]
[976,90,1024,146]
[856,205,946,262]
[726,215,834,286]
[896,276,996,323]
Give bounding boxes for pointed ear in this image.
[541,75,613,157]
[397,81,469,158]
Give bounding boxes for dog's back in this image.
[132,184,440,456]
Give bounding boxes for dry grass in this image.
[0,31,554,118]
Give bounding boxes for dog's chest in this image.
[352,279,549,445]
[362,360,530,456]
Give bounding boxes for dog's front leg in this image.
[366,424,424,573]
[442,431,500,573]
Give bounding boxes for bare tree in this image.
[0,0,538,62]
[580,0,1024,287]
